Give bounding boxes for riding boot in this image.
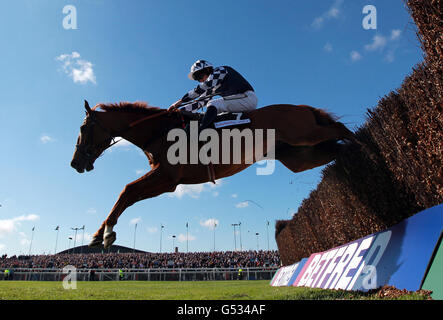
[199,106,218,133]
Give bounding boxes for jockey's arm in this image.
[169,67,227,112]
[168,99,183,111]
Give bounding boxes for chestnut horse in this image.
[71,100,357,249]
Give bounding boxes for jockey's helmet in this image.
[188,60,213,80]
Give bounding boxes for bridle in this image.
[75,108,182,162]
[75,111,120,163]
[75,94,216,162]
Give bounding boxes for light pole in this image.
[172,235,176,252]
[242,200,265,250]
[256,232,260,251]
[186,222,189,253]
[133,223,138,253]
[54,226,60,255]
[160,224,164,252]
[213,222,217,252]
[71,227,82,253]
[231,223,239,251]
[238,222,243,251]
[28,227,35,255]
[68,237,73,254]
[81,225,85,254]
[266,221,270,251]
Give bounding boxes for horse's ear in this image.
[84,100,92,114]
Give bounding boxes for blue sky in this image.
[0,0,423,255]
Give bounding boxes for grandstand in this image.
[0,250,280,281]
[57,244,147,255]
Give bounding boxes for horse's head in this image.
[71,100,113,173]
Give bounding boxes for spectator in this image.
[89,269,95,281]
[0,250,280,270]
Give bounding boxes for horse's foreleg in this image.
[90,168,178,248]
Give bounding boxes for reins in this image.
[127,94,217,129]
[92,95,218,150]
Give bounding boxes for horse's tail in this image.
[299,105,339,126]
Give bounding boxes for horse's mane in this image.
[94,101,163,114]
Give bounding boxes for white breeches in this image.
[207,90,258,113]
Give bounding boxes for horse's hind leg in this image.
[276,141,340,173]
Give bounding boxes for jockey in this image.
[168,60,258,132]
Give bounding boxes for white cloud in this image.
[86,208,97,214]
[129,217,141,225]
[311,0,343,29]
[20,238,31,246]
[212,191,219,197]
[324,42,333,52]
[385,50,395,63]
[178,233,196,243]
[0,244,5,251]
[365,35,388,52]
[235,201,249,208]
[56,51,96,85]
[0,214,39,238]
[147,227,158,234]
[200,218,219,230]
[390,29,401,40]
[231,194,238,198]
[312,17,324,29]
[362,30,401,63]
[350,51,362,62]
[18,232,31,247]
[169,180,223,199]
[40,134,54,144]
[328,6,340,18]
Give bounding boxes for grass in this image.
[0,281,431,300]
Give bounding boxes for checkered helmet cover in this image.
[188,60,213,80]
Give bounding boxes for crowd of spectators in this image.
[0,250,280,269]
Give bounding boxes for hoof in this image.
[103,232,116,249]
[88,235,103,247]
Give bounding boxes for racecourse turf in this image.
[0,281,431,300]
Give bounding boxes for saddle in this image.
[177,110,252,184]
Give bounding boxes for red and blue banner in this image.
[272,203,443,292]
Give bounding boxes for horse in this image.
[71,100,358,249]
